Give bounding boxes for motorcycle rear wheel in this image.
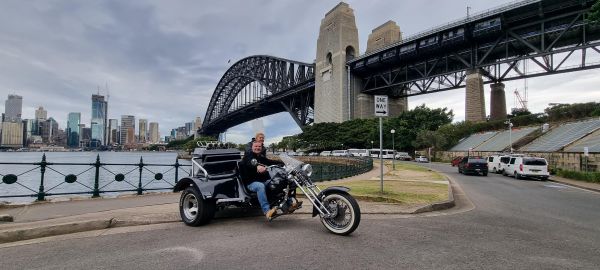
[180,187,216,226]
[320,192,361,235]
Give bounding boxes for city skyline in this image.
[1,1,599,145]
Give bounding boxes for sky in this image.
[0,0,598,145]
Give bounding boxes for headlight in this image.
[302,164,313,177]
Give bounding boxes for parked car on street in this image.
[458,156,488,176]
[348,149,370,157]
[487,154,509,173]
[415,156,429,163]
[504,156,549,180]
[499,154,524,174]
[451,156,463,167]
[320,151,331,157]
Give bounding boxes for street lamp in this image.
[505,119,514,153]
[390,129,396,170]
[370,140,374,149]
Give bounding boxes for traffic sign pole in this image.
[374,95,388,194]
[380,116,383,194]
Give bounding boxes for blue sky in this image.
[1,0,598,145]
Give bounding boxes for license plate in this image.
[531,169,540,172]
[476,169,481,171]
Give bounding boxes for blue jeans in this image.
[247,181,270,213]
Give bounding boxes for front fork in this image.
[291,178,333,218]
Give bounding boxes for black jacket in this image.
[240,151,282,186]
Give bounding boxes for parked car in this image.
[348,149,370,157]
[504,156,549,180]
[458,156,488,176]
[320,151,331,157]
[451,156,463,167]
[415,156,429,163]
[331,150,350,157]
[308,152,319,156]
[395,152,412,160]
[500,154,524,175]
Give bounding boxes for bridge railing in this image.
[0,154,191,202]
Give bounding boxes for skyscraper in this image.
[91,94,107,148]
[1,122,23,148]
[138,119,148,143]
[193,117,202,138]
[35,106,47,121]
[120,115,135,145]
[149,122,159,143]
[185,122,193,136]
[107,119,118,145]
[67,112,81,148]
[4,95,23,122]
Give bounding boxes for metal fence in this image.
[301,157,373,182]
[0,155,372,202]
[0,154,190,201]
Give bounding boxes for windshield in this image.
[278,154,304,172]
[524,158,547,166]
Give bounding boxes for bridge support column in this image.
[490,82,507,121]
[465,69,486,122]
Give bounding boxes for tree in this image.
[589,0,600,23]
[413,130,447,160]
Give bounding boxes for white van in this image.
[504,156,549,180]
[320,151,331,157]
[395,152,412,160]
[369,149,395,159]
[487,154,508,173]
[348,149,369,157]
[331,150,350,157]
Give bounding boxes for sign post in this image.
[584,147,589,172]
[375,95,388,194]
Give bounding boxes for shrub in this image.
[556,169,600,183]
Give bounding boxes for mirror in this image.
[251,159,258,166]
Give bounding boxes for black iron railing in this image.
[0,154,191,201]
[299,157,373,182]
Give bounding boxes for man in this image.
[240,141,281,220]
[245,132,267,157]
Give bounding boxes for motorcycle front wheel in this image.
[320,192,361,235]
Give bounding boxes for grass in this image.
[556,169,600,184]
[317,180,448,204]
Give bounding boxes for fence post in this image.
[92,154,101,198]
[174,158,180,184]
[37,154,47,201]
[138,156,144,195]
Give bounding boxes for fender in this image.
[311,186,351,217]
[173,177,239,200]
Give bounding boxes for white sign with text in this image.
[374,95,388,117]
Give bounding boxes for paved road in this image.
[1,162,599,270]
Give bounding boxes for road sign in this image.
[584,147,589,156]
[374,95,388,117]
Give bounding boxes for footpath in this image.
[0,162,445,244]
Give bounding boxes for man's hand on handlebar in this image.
[257,165,267,173]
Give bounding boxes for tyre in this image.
[458,168,462,174]
[179,187,216,226]
[514,172,521,180]
[492,167,497,173]
[319,192,361,236]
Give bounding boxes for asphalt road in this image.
[2,162,599,270]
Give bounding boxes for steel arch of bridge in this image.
[201,55,315,136]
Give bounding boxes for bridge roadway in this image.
[2,162,599,269]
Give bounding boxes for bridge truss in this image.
[352,0,600,97]
[201,56,314,136]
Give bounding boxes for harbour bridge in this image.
[200,0,600,136]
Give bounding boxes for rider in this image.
[241,141,281,220]
[245,132,267,156]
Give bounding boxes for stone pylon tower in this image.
[490,83,507,120]
[465,69,486,122]
[315,2,359,123]
[364,20,407,117]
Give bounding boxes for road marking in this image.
[543,184,568,189]
[545,182,599,194]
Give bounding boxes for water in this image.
[0,152,191,204]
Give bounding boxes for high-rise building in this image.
[120,115,135,145]
[107,119,118,145]
[138,119,148,143]
[149,122,159,143]
[35,106,47,121]
[193,117,202,138]
[67,112,81,148]
[185,122,193,137]
[40,118,58,144]
[1,121,24,148]
[91,94,107,147]
[23,119,37,146]
[4,95,23,122]
[80,126,91,148]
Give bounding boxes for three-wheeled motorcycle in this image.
[173,142,361,235]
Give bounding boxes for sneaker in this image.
[265,207,278,220]
[288,201,303,213]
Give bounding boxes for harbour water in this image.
[0,152,191,204]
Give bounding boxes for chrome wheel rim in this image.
[183,193,198,220]
[322,195,353,230]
